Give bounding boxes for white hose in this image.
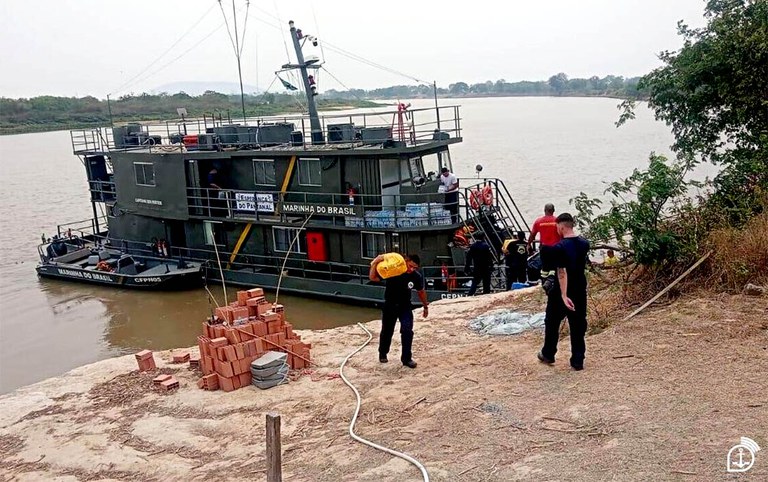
[340,323,430,482]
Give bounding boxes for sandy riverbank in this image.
[1,289,766,481]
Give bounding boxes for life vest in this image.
[469,188,483,210]
[482,185,493,206]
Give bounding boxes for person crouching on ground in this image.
[538,213,590,371]
[465,232,493,295]
[369,254,429,369]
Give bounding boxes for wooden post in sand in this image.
[266,412,282,482]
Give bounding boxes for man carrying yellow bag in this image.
[369,253,429,369]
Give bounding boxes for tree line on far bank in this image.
[325,73,644,100]
[0,92,376,135]
[1,73,643,134]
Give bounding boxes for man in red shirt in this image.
[527,203,562,279]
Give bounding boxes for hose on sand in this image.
[339,322,430,482]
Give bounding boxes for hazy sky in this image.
[0,0,708,99]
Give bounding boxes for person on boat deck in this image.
[527,203,562,281]
[206,165,227,216]
[505,231,529,289]
[465,232,494,295]
[369,254,428,369]
[440,167,460,223]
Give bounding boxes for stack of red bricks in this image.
[196,287,312,392]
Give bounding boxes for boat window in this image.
[436,150,452,172]
[273,227,306,253]
[408,156,426,179]
[253,159,276,186]
[298,158,322,186]
[361,232,386,259]
[134,162,155,186]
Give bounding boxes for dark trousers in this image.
[541,292,588,367]
[468,270,491,295]
[539,244,558,280]
[379,305,414,363]
[444,191,459,223]
[506,265,527,289]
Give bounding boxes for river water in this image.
[0,97,678,393]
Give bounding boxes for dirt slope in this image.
[1,289,766,481]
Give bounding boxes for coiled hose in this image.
[339,323,430,482]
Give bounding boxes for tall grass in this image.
[706,213,768,290]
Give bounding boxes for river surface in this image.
[0,97,681,393]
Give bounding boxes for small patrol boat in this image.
[36,236,203,290]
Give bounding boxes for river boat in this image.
[40,20,530,303]
[36,237,203,290]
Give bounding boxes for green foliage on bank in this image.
[325,74,644,100]
[574,0,768,283]
[0,92,378,135]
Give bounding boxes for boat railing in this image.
[93,234,496,293]
[69,105,461,154]
[186,187,457,228]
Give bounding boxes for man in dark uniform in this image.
[465,232,493,295]
[537,213,590,371]
[505,231,529,289]
[369,254,429,369]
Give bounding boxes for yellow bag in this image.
[376,253,407,279]
[501,239,513,255]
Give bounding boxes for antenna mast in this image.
[286,20,324,144]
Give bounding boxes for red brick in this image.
[238,372,252,387]
[257,303,272,315]
[202,356,214,375]
[223,345,237,362]
[232,375,242,390]
[277,333,286,347]
[232,306,250,322]
[160,378,179,390]
[203,374,219,390]
[135,349,153,361]
[240,323,254,335]
[272,303,284,313]
[237,290,249,306]
[253,321,268,337]
[137,356,156,372]
[293,356,305,370]
[245,297,261,308]
[172,352,190,364]
[215,306,234,323]
[218,375,235,392]
[153,374,172,385]
[267,319,282,334]
[284,325,295,339]
[253,338,265,354]
[234,344,246,360]
[246,287,264,298]
[210,337,228,348]
[216,360,234,378]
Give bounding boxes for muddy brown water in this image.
[0,97,692,393]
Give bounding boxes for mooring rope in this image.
[339,323,430,482]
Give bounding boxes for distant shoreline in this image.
[0,94,641,136]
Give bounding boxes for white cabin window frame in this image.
[361,231,386,260]
[297,157,322,186]
[203,220,225,246]
[273,226,306,254]
[253,159,276,186]
[134,162,156,187]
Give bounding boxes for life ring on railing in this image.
[482,185,494,206]
[469,188,483,210]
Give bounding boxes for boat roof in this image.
[71,104,462,157]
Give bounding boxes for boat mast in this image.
[287,20,324,144]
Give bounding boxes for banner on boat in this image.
[235,192,275,213]
[279,202,363,217]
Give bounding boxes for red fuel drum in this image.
[306,231,328,262]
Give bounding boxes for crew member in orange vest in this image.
[527,203,562,279]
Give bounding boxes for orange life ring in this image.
[482,185,493,206]
[469,188,483,210]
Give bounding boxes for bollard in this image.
[266,412,282,482]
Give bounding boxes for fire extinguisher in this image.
[441,263,449,284]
